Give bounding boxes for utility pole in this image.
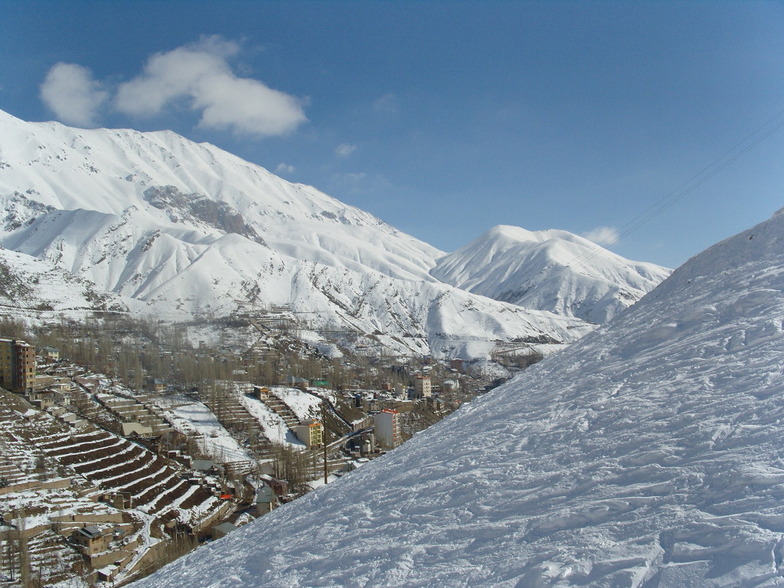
[322,400,328,484]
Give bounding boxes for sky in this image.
[1,1,782,269]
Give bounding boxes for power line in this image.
[566,107,784,271]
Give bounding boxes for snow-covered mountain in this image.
[432,224,670,324]
[0,109,660,357]
[133,210,784,587]
[0,110,593,358]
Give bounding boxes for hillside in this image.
[431,224,670,324]
[0,247,130,318]
[132,210,784,587]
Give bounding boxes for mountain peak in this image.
[433,224,670,323]
[483,224,574,245]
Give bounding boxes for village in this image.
[0,314,537,586]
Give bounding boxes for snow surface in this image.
[0,109,666,358]
[237,389,305,447]
[132,211,784,587]
[156,397,252,463]
[272,386,322,421]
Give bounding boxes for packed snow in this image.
[132,210,784,587]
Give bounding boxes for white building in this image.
[374,409,401,448]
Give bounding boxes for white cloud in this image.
[335,143,356,158]
[115,36,306,136]
[332,171,366,192]
[582,226,620,246]
[38,36,306,137]
[276,163,295,174]
[373,93,399,114]
[40,63,108,127]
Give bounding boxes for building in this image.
[283,376,309,390]
[39,346,60,362]
[0,338,35,394]
[71,526,110,555]
[374,409,401,448]
[442,379,460,393]
[211,522,237,540]
[414,375,432,398]
[254,486,279,516]
[293,420,323,448]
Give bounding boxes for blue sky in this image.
[1,1,782,268]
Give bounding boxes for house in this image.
[442,379,459,393]
[101,491,133,509]
[211,522,237,540]
[71,525,110,555]
[51,387,73,405]
[121,421,154,437]
[374,409,401,449]
[40,346,60,362]
[347,430,376,456]
[262,476,289,497]
[254,486,279,516]
[0,338,36,394]
[96,565,119,583]
[391,383,407,400]
[32,373,54,391]
[192,459,224,476]
[283,376,309,390]
[28,389,56,410]
[293,420,323,448]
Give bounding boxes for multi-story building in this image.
[374,408,401,448]
[0,338,35,394]
[414,375,432,398]
[294,420,324,448]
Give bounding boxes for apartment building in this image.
[0,338,35,394]
[294,420,324,448]
[414,374,432,398]
[374,408,401,449]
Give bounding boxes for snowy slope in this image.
[154,398,253,464]
[432,224,670,323]
[0,109,591,357]
[133,210,784,587]
[0,246,131,316]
